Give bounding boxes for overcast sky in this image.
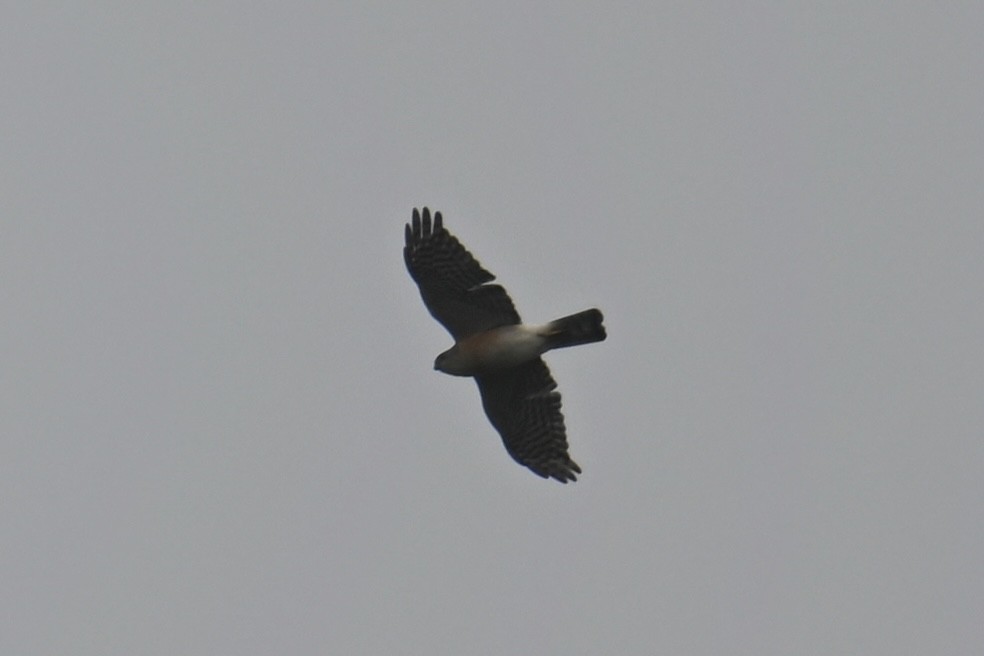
[2,3,982,654]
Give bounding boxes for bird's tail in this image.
[543,309,606,349]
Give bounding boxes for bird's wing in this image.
[404,207,520,340]
[475,358,581,483]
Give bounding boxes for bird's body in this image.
[435,309,604,376]
[435,325,549,376]
[404,208,606,483]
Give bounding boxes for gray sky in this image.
[3,3,982,654]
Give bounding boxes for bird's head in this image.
[434,346,471,377]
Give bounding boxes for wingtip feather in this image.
[421,207,431,236]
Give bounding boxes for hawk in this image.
[404,207,606,483]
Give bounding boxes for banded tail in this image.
[543,309,606,349]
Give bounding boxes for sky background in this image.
[2,3,982,654]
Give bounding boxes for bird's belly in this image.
[465,325,546,370]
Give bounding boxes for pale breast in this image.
[458,325,548,371]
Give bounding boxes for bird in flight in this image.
[404,207,606,482]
